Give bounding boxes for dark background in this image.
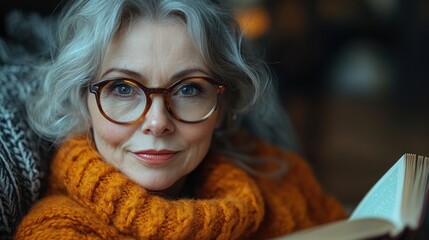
[0,0,62,36]
[1,0,429,209]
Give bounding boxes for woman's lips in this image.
[132,150,179,166]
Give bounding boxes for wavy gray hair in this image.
[27,0,297,160]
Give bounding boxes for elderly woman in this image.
[15,0,345,239]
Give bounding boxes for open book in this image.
[276,153,429,240]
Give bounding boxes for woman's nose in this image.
[140,95,175,136]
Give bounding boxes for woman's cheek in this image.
[93,121,134,147]
[88,102,134,147]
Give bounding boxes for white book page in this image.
[276,218,395,240]
[403,154,429,229]
[350,156,405,230]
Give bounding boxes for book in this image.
[275,153,429,240]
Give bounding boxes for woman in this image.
[15,0,346,239]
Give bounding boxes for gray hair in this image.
[28,0,298,159]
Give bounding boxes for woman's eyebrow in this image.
[171,68,211,80]
[100,67,211,84]
[101,68,144,80]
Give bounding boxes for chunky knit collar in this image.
[49,136,265,239]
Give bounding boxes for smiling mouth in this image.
[132,150,179,166]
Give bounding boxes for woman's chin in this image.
[140,176,187,198]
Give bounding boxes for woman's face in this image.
[87,19,222,194]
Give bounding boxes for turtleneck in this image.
[17,136,265,239]
[15,135,346,239]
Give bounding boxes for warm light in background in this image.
[235,7,270,39]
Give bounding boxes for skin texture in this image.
[87,19,222,197]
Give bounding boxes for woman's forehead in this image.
[100,19,209,84]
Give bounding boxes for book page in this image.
[402,154,429,229]
[276,218,395,240]
[350,155,405,229]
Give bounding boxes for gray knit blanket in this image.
[0,64,46,239]
[0,11,52,239]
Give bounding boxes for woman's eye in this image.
[180,86,196,95]
[115,84,132,95]
[108,82,135,96]
[177,84,202,96]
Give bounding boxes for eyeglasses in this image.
[89,77,226,125]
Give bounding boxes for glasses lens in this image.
[170,78,219,122]
[99,80,146,123]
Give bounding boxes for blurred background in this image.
[232,0,429,210]
[1,0,429,209]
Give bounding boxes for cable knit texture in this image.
[14,135,346,239]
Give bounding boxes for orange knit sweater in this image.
[14,135,346,239]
